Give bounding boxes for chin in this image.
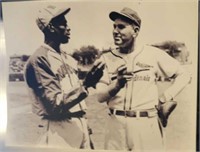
[62,39,69,44]
[114,42,122,46]
[115,43,125,48]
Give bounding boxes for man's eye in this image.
[117,25,125,29]
[59,25,65,29]
[59,24,68,29]
[113,24,125,30]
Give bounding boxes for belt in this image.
[109,108,157,118]
[43,110,86,121]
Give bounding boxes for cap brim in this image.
[53,8,71,19]
[109,11,139,26]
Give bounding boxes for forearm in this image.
[41,85,88,115]
[62,86,88,110]
[160,70,191,102]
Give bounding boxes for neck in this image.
[119,40,135,54]
[45,40,61,53]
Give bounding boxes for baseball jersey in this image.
[101,45,191,110]
[25,44,87,118]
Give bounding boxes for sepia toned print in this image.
[1,0,198,151]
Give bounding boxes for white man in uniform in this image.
[96,7,191,151]
[25,5,104,149]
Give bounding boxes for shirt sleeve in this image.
[156,50,191,101]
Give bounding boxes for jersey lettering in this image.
[132,74,150,81]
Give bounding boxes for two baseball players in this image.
[95,7,191,151]
[25,5,104,149]
[25,4,191,151]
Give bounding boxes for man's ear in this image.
[47,23,55,33]
[134,26,140,33]
[132,26,140,37]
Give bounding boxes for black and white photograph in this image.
[0,0,198,151]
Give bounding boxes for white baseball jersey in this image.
[101,44,191,110]
[99,44,191,151]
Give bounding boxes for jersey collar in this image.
[111,45,144,59]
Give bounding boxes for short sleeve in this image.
[156,49,181,78]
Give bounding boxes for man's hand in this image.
[116,65,133,88]
[83,60,105,89]
[155,100,177,127]
[108,65,133,97]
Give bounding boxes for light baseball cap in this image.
[109,7,141,27]
[36,5,71,31]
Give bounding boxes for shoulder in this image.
[142,44,164,53]
[27,46,50,66]
[141,44,171,58]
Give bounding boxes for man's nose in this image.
[113,26,121,33]
[113,27,120,34]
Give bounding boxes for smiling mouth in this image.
[114,37,121,41]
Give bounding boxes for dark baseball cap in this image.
[36,5,71,31]
[109,7,141,27]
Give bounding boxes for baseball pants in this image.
[104,114,165,151]
[36,117,90,149]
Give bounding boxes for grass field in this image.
[5,67,197,151]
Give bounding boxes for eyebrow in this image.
[113,23,127,28]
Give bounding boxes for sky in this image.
[1,0,198,61]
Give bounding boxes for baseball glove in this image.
[155,100,177,127]
[83,61,105,89]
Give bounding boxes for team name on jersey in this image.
[132,74,150,81]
